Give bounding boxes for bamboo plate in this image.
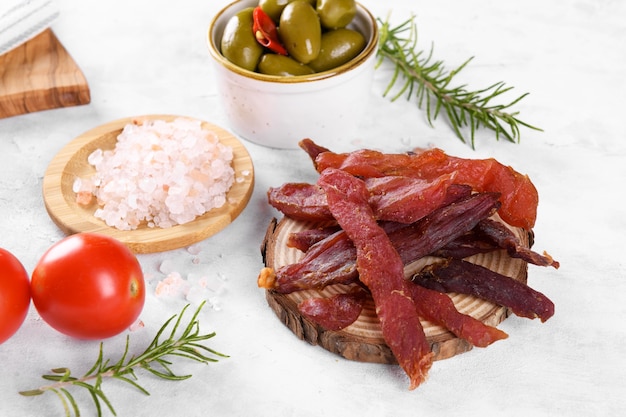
[43,115,254,253]
[262,216,529,363]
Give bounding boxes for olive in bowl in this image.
[207,0,379,149]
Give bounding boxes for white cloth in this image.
[0,0,59,56]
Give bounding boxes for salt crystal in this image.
[208,296,222,311]
[155,271,190,297]
[158,259,175,274]
[185,286,210,306]
[128,319,145,332]
[203,275,224,294]
[87,148,103,165]
[186,244,202,255]
[75,118,236,230]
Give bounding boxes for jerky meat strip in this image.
[407,284,508,348]
[318,168,434,390]
[310,142,538,230]
[298,289,368,331]
[268,174,457,224]
[262,192,501,294]
[412,258,555,322]
[476,218,560,269]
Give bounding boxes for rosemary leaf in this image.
[19,302,226,417]
[376,16,542,148]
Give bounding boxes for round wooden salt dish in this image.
[42,115,254,254]
[261,216,530,363]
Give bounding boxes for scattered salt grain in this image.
[76,118,235,230]
[158,259,176,275]
[208,296,222,311]
[186,243,202,255]
[128,319,145,332]
[204,275,225,293]
[188,287,209,306]
[155,271,190,297]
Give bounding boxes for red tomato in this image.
[0,248,31,344]
[31,233,145,339]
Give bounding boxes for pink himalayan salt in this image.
[74,118,235,230]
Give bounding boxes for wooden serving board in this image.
[262,216,530,363]
[0,29,90,118]
[42,115,255,253]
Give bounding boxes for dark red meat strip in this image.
[311,142,538,230]
[299,138,330,169]
[268,174,458,224]
[270,229,358,293]
[266,192,500,294]
[267,183,333,222]
[431,230,499,259]
[318,167,433,390]
[412,258,555,322]
[298,289,368,331]
[284,183,472,253]
[287,226,340,252]
[363,173,456,223]
[407,284,508,347]
[386,192,501,265]
[476,218,560,268]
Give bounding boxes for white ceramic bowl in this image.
[208,0,379,149]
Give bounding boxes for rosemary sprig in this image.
[376,16,542,148]
[20,302,227,417]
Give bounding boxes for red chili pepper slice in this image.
[252,6,288,56]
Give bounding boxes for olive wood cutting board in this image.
[262,216,530,363]
[0,29,90,118]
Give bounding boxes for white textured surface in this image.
[0,0,624,416]
[0,0,59,56]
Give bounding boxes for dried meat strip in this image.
[259,229,358,293]
[431,230,499,259]
[412,258,555,322]
[299,138,330,169]
[287,226,340,252]
[268,183,333,222]
[268,174,458,224]
[363,173,456,223]
[318,167,433,390]
[476,218,560,269]
[310,142,538,230]
[387,192,501,265]
[284,183,472,253]
[298,288,368,331]
[260,192,501,294]
[407,284,508,348]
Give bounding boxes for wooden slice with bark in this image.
[261,216,530,363]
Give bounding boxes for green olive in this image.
[220,7,264,71]
[316,0,357,30]
[308,28,365,72]
[258,54,315,76]
[259,0,290,22]
[259,0,315,22]
[279,1,321,64]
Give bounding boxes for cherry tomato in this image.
[0,248,31,344]
[31,233,145,339]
